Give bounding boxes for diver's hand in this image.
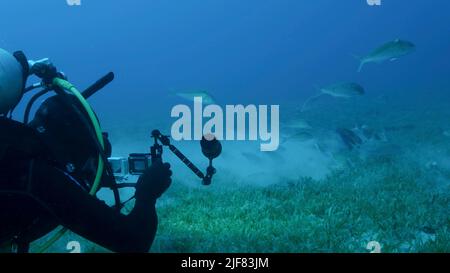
[135,162,172,202]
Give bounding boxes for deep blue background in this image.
[1,0,449,120]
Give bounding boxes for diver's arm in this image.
[30,159,171,253]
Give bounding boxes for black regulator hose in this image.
[24,88,51,124]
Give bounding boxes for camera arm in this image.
[150,130,217,185]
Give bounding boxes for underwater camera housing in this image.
[108,131,222,185]
[108,154,151,177]
[128,153,151,175]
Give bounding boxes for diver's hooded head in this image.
[0,48,25,115]
[28,94,113,190]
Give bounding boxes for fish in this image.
[283,131,315,143]
[283,119,312,130]
[300,82,364,112]
[319,82,365,98]
[336,128,362,150]
[173,90,216,104]
[354,39,415,72]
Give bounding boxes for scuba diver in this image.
[0,48,173,253]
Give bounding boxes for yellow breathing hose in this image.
[36,78,105,253]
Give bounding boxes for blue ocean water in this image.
[1,0,449,252]
[1,1,449,114]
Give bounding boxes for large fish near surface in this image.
[173,90,216,104]
[354,39,415,72]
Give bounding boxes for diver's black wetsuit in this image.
[0,116,169,253]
